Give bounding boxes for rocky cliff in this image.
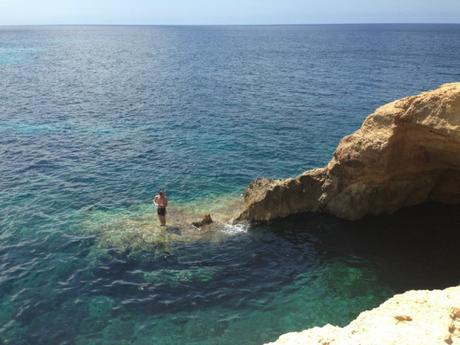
[265,285,460,345]
[236,83,460,222]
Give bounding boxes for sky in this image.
[0,0,459,25]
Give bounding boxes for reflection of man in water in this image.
[153,191,168,226]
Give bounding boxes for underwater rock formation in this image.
[265,285,460,345]
[236,83,460,221]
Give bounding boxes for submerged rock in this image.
[265,285,460,345]
[236,83,460,221]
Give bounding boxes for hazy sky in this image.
[0,0,459,25]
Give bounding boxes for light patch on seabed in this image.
[82,194,247,254]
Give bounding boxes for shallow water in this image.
[1,25,460,345]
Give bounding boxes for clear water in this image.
[1,25,460,345]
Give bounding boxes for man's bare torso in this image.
[154,195,167,208]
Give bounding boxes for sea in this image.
[1,24,460,345]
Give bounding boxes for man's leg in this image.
[160,215,166,226]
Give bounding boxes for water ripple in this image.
[1,25,460,345]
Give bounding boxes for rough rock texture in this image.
[236,83,460,222]
[265,286,460,345]
[191,214,213,228]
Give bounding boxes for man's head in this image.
[159,191,164,196]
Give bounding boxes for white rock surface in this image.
[266,286,460,345]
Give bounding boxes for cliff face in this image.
[236,83,460,222]
[265,286,460,345]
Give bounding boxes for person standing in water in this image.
[153,191,168,226]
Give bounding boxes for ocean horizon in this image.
[2,23,460,27]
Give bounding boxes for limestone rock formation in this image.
[236,83,460,222]
[265,285,460,345]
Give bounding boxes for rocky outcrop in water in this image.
[192,214,213,228]
[265,285,460,345]
[236,83,460,222]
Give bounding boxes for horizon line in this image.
[1,22,460,27]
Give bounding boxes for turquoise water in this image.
[1,25,460,345]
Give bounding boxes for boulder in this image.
[236,83,460,222]
[192,214,213,228]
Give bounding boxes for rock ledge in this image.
[237,83,460,222]
[265,285,460,345]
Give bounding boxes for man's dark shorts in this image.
[157,207,166,216]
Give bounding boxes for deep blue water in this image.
[1,25,460,345]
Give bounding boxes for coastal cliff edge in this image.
[236,83,460,222]
[265,285,460,345]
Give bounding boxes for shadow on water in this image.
[267,202,460,293]
[166,226,182,236]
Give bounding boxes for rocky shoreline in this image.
[236,83,460,222]
[265,285,460,345]
[235,84,460,344]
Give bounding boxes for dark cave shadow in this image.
[265,203,460,293]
